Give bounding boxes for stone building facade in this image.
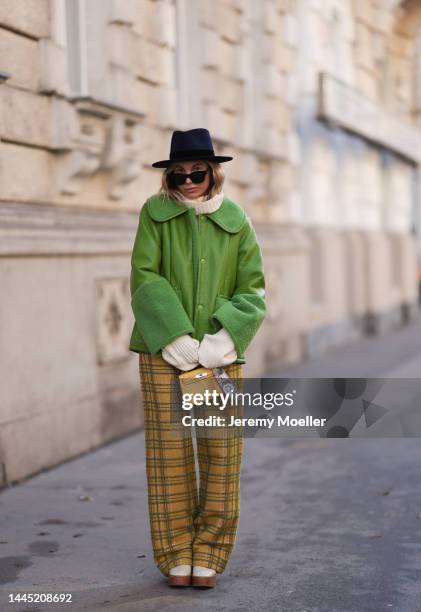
[0,0,420,485]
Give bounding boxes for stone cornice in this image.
[318,72,421,164]
[0,201,138,256]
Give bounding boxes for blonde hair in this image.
[155,160,225,202]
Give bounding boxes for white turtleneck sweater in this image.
[160,188,237,370]
[177,189,224,215]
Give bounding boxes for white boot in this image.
[169,564,191,576]
[193,566,216,577]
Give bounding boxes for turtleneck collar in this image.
[176,190,224,215]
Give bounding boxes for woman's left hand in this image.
[198,328,237,368]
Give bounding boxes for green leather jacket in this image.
[129,192,266,364]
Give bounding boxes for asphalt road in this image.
[1,314,421,612]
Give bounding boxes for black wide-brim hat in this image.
[151,128,233,168]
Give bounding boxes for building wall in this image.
[0,0,420,485]
[290,0,421,356]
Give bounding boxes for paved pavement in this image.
[1,313,421,612]
[265,309,421,379]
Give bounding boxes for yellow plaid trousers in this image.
[138,352,244,577]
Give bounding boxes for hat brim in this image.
[152,155,233,168]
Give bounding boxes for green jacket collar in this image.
[146,193,246,234]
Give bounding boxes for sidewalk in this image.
[1,315,421,611]
[265,308,421,378]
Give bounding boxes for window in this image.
[50,0,110,99]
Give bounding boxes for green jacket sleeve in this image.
[130,201,194,354]
[211,215,267,356]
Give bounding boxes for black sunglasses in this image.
[169,169,208,187]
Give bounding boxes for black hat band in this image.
[171,149,215,159]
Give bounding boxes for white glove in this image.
[161,334,200,371]
[198,328,237,368]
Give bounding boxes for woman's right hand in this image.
[161,334,200,371]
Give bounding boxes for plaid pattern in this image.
[138,351,244,577]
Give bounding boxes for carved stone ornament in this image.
[96,277,132,364]
[53,97,145,199]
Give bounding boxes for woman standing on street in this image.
[129,128,267,588]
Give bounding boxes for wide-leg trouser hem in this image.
[192,551,232,574]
